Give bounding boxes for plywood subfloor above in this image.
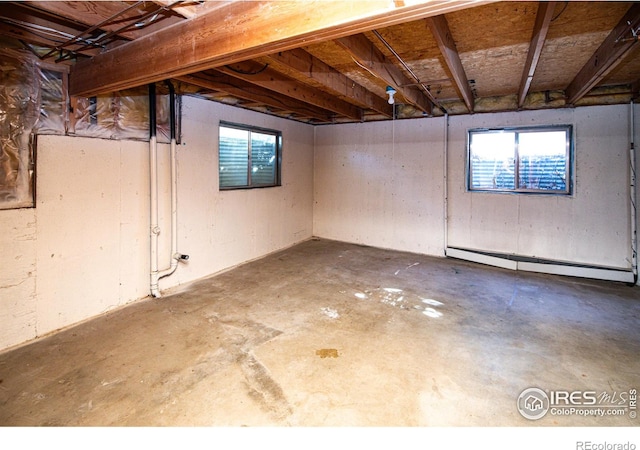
[0,1,638,123]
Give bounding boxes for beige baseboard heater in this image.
[445,247,635,284]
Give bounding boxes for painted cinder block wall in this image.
[313,117,447,256]
[446,105,633,269]
[1,100,637,353]
[314,104,637,271]
[0,96,315,351]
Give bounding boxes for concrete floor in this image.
[1,238,639,427]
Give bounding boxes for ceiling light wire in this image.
[551,1,569,22]
[350,56,383,80]
[0,18,97,46]
[371,29,445,113]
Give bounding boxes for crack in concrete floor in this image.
[1,239,639,427]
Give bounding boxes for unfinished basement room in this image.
[0,0,639,441]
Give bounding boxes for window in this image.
[219,122,281,189]
[468,125,572,194]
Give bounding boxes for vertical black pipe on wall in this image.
[149,83,157,138]
[166,80,175,140]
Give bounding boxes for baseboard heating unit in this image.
[445,247,635,284]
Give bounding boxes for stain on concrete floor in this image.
[315,349,339,358]
[0,238,639,427]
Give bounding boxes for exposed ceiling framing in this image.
[1,1,639,125]
[426,14,474,113]
[336,32,434,115]
[517,0,556,108]
[565,2,640,105]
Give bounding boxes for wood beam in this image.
[267,48,393,117]
[517,1,556,108]
[566,3,640,105]
[69,0,492,96]
[177,72,336,123]
[216,61,364,121]
[427,14,474,113]
[335,33,432,114]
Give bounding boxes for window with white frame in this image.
[468,125,572,194]
[218,122,281,190]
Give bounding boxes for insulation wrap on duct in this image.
[0,47,175,210]
[0,49,40,209]
[37,68,66,134]
[71,87,170,142]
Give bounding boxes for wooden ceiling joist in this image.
[427,14,474,113]
[22,1,178,41]
[517,1,556,108]
[68,0,490,96]
[177,72,336,123]
[0,3,107,56]
[566,3,640,105]
[335,33,432,114]
[267,48,393,117]
[0,23,101,60]
[216,61,364,121]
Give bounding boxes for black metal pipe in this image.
[149,83,156,138]
[165,80,176,141]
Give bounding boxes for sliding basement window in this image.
[468,125,572,194]
[218,122,282,190]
